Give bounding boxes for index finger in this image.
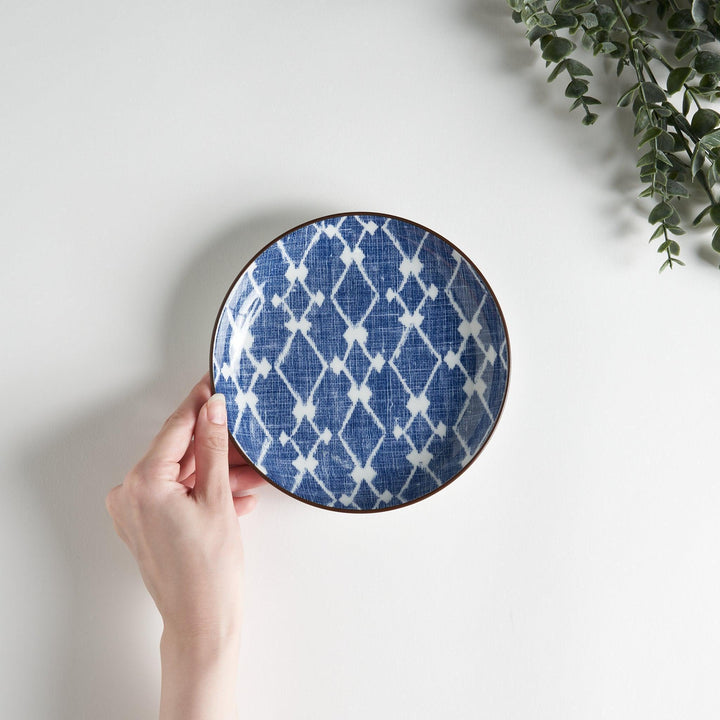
[144,374,212,464]
[228,441,249,466]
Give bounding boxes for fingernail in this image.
[207,393,227,425]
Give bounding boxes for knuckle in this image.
[163,409,185,428]
[194,376,211,397]
[124,465,144,487]
[198,430,227,453]
[133,458,175,484]
[122,470,149,505]
[105,486,120,516]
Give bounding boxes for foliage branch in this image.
[507,0,720,271]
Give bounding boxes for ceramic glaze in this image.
[211,214,509,511]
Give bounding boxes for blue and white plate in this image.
[211,213,509,512]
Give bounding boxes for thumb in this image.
[193,393,231,505]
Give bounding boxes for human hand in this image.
[106,374,265,719]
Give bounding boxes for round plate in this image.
[211,213,509,512]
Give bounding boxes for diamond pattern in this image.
[278,332,323,401]
[334,263,375,323]
[212,214,509,511]
[340,402,383,466]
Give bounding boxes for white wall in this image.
[2,1,719,718]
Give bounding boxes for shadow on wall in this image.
[462,0,653,235]
[23,206,322,720]
[464,0,720,265]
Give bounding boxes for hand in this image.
[106,374,265,719]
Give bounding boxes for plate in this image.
[211,213,509,512]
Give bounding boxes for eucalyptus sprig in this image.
[508,0,720,271]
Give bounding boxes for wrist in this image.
[160,626,241,663]
[159,629,240,720]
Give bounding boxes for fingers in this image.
[181,463,267,493]
[233,494,257,516]
[178,438,196,482]
[145,375,211,465]
[228,442,249,466]
[193,393,231,504]
[105,484,130,545]
[178,424,248,485]
[230,465,267,492]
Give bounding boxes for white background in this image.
[2,1,720,718]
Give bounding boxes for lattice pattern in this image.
[212,215,508,510]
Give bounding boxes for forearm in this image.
[159,631,241,720]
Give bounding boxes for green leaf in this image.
[639,126,662,147]
[609,41,627,59]
[566,58,593,76]
[671,112,692,135]
[649,224,665,241]
[669,240,681,254]
[692,0,710,24]
[691,145,706,176]
[581,11,598,28]
[693,205,712,225]
[709,159,720,186]
[683,88,692,115]
[597,41,618,54]
[659,258,671,273]
[699,129,720,149]
[649,201,673,223]
[668,10,695,30]
[547,59,568,81]
[712,226,720,252]
[639,167,655,183]
[694,51,720,74]
[634,110,651,135]
[667,227,686,237]
[582,112,599,125]
[652,170,668,188]
[691,108,720,135]
[639,187,654,197]
[536,12,556,28]
[595,4,617,29]
[695,29,716,45]
[666,179,690,197]
[676,31,699,60]
[656,132,675,152]
[632,94,644,118]
[709,205,720,224]
[640,44,658,61]
[667,66,694,94]
[655,150,676,168]
[552,12,577,29]
[542,37,576,62]
[627,13,647,31]
[636,151,655,167]
[617,82,639,107]
[698,73,718,90]
[528,25,552,44]
[641,82,666,104]
[566,78,589,98]
[559,0,588,9]
[710,160,720,185]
